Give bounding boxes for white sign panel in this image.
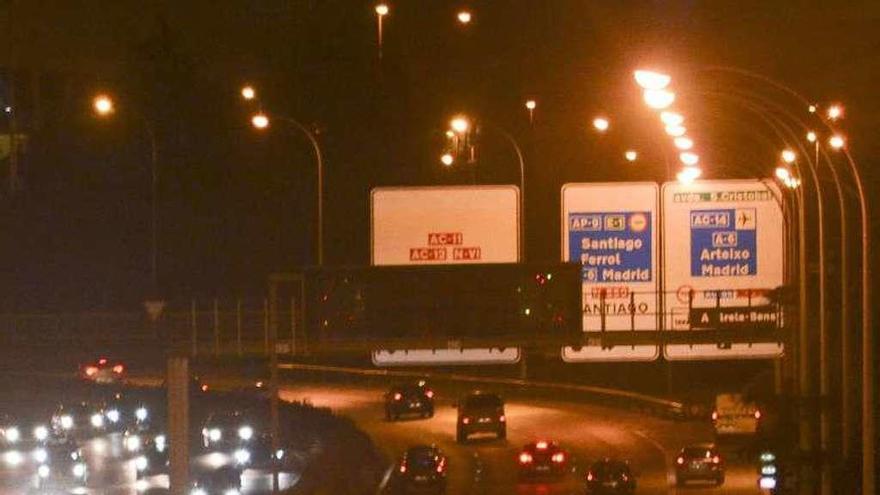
[371,185,521,365]
[560,183,660,362]
[371,186,519,265]
[663,180,784,360]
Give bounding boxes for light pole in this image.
[93,94,160,294]
[251,112,325,267]
[375,4,389,60]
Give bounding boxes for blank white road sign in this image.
[561,183,660,362]
[371,185,521,365]
[662,180,785,360]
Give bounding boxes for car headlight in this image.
[275,449,285,460]
[34,426,49,441]
[90,414,104,428]
[155,434,167,453]
[70,451,80,461]
[135,455,148,471]
[238,426,253,441]
[125,435,142,452]
[72,462,87,478]
[233,448,251,465]
[4,427,20,443]
[60,415,74,430]
[106,409,120,423]
[4,450,23,466]
[38,464,50,478]
[209,428,222,442]
[135,407,148,422]
[33,448,48,463]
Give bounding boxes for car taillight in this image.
[536,441,548,450]
[112,364,124,374]
[393,393,402,401]
[436,459,446,473]
[586,472,594,482]
[519,452,533,464]
[499,415,506,422]
[711,410,718,421]
[551,452,565,463]
[462,417,470,424]
[712,455,721,464]
[754,410,762,420]
[676,457,685,465]
[201,384,209,392]
[425,390,434,399]
[98,358,108,365]
[399,463,407,473]
[85,366,98,376]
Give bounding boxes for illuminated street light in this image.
[440,153,454,166]
[457,10,472,24]
[376,4,389,59]
[829,135,845,149]
[525,99,536,124]
[633,70,671,90]
[679,151,699,166]
[624,150,638,162]
[445,130,455,138]
[93,95,114,116]
[775,167,791,181]
[592,117,609,132]
[251,113,270,129]
[806,131,817,143]
[660,111,684,126]
[782,149,796,163]
[784,177,801,189]
[240,86,256,100]
[676,166,702,184]
[375,3,389,15]
[673,136,693,150]
[643,89,675,109]
[808,104,817,113]
[450,116,470,134]
[827,104,843,121]
[665,124,686,137]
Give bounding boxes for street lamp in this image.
[250,112,325,266]
[827,104,843,121]
[450,116,470,134]
[679,151,699,166]
[829,134,845,149]
[806,131,817,143]
[457,10,472,24]
[93,95,114,116]
[634,70,671,90]
[624,150,638,162]
[660,111,684,126]
[592,117,609,132]
[440,153,454,166]
[375,4,389,59]
[241,86,256,100]
[664,124,686,137]
[676,166,701,184]
[643,89,675,109]
[781,149,796,163]
[525,100,536,124]
[775,166,791,181]
[673,136,694,150]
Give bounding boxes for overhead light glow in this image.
[660,111,684,126]
[676,166,702,184]
[775,167,791,180]
[240,86,256,100]
[440,153,454,166]
[375,3,389,16]
[674,136,694,150]
[450,116,470,133]
[806,131,817,143]
[624,150,638,162]
[525,99,536,110]
[665,124,686,137]
[827,104,843,120]
[781,149,796,163]
[680,152,699,166]
[643,89,675,109]
[634,70,671,90]
[93,95,114,116]
[592,117,609,132]
[457,10,472,24]
[829,135,845,149]
[251,113,270,129]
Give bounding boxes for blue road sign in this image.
[690,208,757,277]
[568,212,652,283]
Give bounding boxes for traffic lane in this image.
[279,383,762,495]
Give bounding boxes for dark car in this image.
[675,444,725,486]
[585,458,636,494]
[456,392,506,443]
[201,409,274,468]
[392,445,447,494]
[385,382,435,421]
[517,441,569,478]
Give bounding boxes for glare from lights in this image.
[4,451,22,466]
[106,409,120,423]
[155,434,166,453]
[525,100,536,110]
[90,414,104,428]
[624,150,638,162]
[61,415,74,429]
[674,136,694,150]
[224,490,242,495]
[592,117,610,132]
[827,104,843,120]
[643,89,675,109]
[135,455,148,471]
[676,166,702,184]
[807,131,817,143]
[33,448,48,463]
[125,435,142,452]
[135,407,148,422]
[73,462,87,478]
[775,167,791,181]
[238,426,254,441]
[234,448,251,465]
[450,116,470,133]
[781,149,796,163]
[4,427,20,443]
[93,95,114,116]
[829,135,845,149]
[633,70,671,90]
[457,10,472,24]
[665,124,686,137]
[808,104,817,113]
[38,464,50,478]
[784,177,802,189]
[445,130,455,138]
[375,3,389,16]
[34,426,49,441]
[660,111,684,126]
[760,477,778,489]
[441,153,454,166]
[209,428,222,442]
[680,152,699,166]
[191,489,208,495]
[240,86,256,100]
[251,113,270,129]
[275,449,285,460]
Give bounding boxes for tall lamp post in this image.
[92,94,160,293]
[375,4,389,60]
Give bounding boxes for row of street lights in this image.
[374,4,473,59]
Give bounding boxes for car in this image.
[51,400,109,439]
[79,357,126,384]
[456,391,506,443]
[675,444,725,486]
[392,445,447,494]
[385,381,435,421]
[517,441,569,479]
[201,409,274,468]
[585,458,636,494]
[33,443,88,490]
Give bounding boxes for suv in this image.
[385,382,435,421]
[456,392,506,443]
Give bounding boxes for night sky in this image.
[0,1,877,310]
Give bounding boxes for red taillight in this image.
[712,455,721,464]
[425,390,434,399]
[711,410,718,421]
[536,441,548,450]
[551,452,565,463]
[393,393,402,401]
[499,415,506,422]
[587,472,594,481]
[201,384,209,392]
[436,458,446,473]
[98,358,108,365]
[112,364,124,374]
[462,417,470,424]
[676,456,685,465]
[399,463,407,473]
[754,410,762,420]
[85,366,98,376]
[519,452,533,464]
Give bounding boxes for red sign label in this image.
[452,247,482,261]
[409,248,447,261]
[427,232,464,246]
